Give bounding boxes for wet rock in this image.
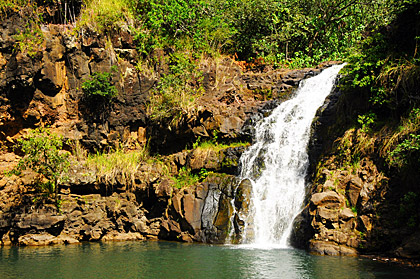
[159,219,183,240]
[1,231,12,245]
[183,192,205,233]
[221,147,246,174]
[234,179,252,214]
[199,175,236,243]
[290,206,313,249]
[309,240,358,256]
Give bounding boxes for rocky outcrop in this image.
[0,9,326,155]
[0,144,250,246]
[0,192,151,245]
[0,11,151,151]
[293,67,420,263]
[292,157,388,256]
[147,59,332,154]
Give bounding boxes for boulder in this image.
[18,233,57,246]
[311,191,345,208]
[16,213,65,231]
[101,232,144,242]
[339,208,355,220]
[183,193,205,233]
[347,176,363,207]
[309,240,358,256]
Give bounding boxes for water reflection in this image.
[228,247,309,279]
[0,242,418,279]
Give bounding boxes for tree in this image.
[9,127,70,199]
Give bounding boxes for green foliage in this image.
[133,0,234,56]
[358,112,377,132]
[191,130,249,151]
[342,1,420,116]
[389,133,420,167]
[13,23,44,58]
[335,128,376,169]
[171,167,199,189]
[77,0,135,32]
[74,0,402,67]
[7,127,69,198]
[169,166,213,189]
[340,0,420,172]
[398,192,419,228]
[192,136,201,150]
[6,1,45,58]
[82,69,117,101]
[147,52,204,122]
[227,0,394,65]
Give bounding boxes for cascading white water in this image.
[238,64,345,248]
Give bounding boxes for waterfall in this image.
[238,64,345,248]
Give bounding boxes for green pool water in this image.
[0,241,418,279]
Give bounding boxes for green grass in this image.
[170,167,212,189]
[86,147,148,186]
[76,0,135,32]
[170,167,199,189]
[195,140,249,151]
[192,133,249,151]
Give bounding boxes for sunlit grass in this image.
[85,146,149,186]
[77,0,134,32]
[195,140,249,151]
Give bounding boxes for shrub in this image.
[358,112,377,133]
[389,133,420,167]
[147,52,204,124]
[170,167,211,189]
[82,70,117,101]
[13,23,44,58]
[8,127,69,198]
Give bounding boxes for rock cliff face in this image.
[291,80,420,263]
[0,9,325,246]
[0,9,321,153]
[0,146,244,245]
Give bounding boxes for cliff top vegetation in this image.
[0,0,402,67]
